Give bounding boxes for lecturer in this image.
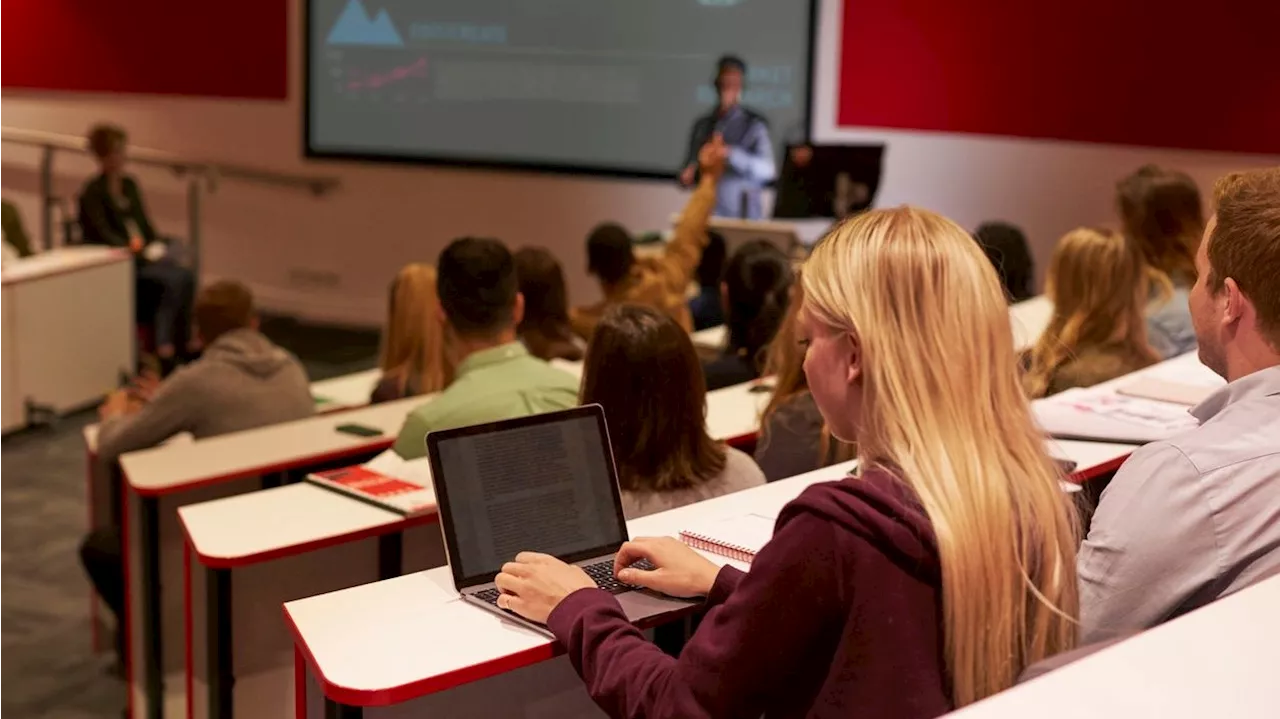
[679,55,776,219]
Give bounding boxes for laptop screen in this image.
[427,406,629,588]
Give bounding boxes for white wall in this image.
[3,0,1276,326]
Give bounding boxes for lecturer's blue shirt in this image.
[685,105,776,219]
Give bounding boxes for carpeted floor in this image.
[1,317,379,718]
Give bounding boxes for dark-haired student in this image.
[571,136,726,339]
[79,123,196,371]
[753,274,855,481]
[514,246,585,363]
[1080,168,1280,642]
[702,239,793,390]
[392,237,579,459]
[1117,164,1203,358]
[581,305,765,518]
[491,206,1079,717]
[973,221,1035,302]
[688,230,727,330]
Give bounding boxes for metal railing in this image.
[2,126,340,279]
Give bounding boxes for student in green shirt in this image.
[392,237,579,459]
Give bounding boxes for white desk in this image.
[1033,352,1223,443]
[705,379,772,445]
[1008,295,1053,352]
[178,482,445,719]
[690,324,727,351]
[310,369,381,413]
[1,246,133,432]
[119,394,429,719]
[285,439,1128,717]
[947,573,1280,718]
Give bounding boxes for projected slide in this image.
[306,0,813,177]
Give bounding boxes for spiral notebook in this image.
[679,514,776,564]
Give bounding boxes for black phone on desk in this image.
[335,423,383,438]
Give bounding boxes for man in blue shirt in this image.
[680,56,776,219]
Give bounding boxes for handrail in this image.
[1,127,340,195]
[1,126,341,278]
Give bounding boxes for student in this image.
[688,230,727,330]
[973,220,1035,302]
[1,199,34,258]
[1117,165,1204,358]
[1023,228,1160,397]
[1079,167,1280,642]
[95,280,313,462]
[702,239,793,390]
[754,275,855,481]
[79,123,196,370]
[392,237,579,459]
[81,280,312,657]
[514,247,585,363]
[571,136,726,339]
[580,304,765,518]
[493,206,1080,717]
[371,263,452,404]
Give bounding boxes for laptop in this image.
[425,405,697,637]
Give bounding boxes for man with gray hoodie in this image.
[95,280,313,462]
[83,280,312,663]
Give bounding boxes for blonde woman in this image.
[754,272,855,480]
[492,206,1080,717]
[370,264,452,404]
[1024,228,1160,397]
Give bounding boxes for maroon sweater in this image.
[546,468,950,718]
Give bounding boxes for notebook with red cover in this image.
[305,453,436,517]
[679,514,776,564]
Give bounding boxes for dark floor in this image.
[1,317,379,718]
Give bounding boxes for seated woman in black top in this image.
[702,239,792,390]
[79,123,195,369]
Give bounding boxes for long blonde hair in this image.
[803,207,1079,707]
[1024,228,1159,398]
[760,271,855,464]
[379,264,451,396]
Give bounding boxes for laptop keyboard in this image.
[473,558,656,608]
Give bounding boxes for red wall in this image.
[1,0,288,99]
[839,0,1280,155]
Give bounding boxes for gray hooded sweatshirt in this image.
[98,328,313,463]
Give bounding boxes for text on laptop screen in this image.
[434,414,626,581]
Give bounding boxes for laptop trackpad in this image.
[616,590,697,621]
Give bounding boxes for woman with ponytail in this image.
[493,206,1081,718]
[703,239,793,390]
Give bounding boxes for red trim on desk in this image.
[184,543,194,719]
[1068,452,1131,484]
[0,248,131,285]
[295,647,307,719]
[126,439,395,497]
[86,441,102,652]
[284,598,700,707]
[178,510,439,569]
[284,602,560,708]
[122,475,135,719]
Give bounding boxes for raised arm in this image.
[657,138,725,294]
